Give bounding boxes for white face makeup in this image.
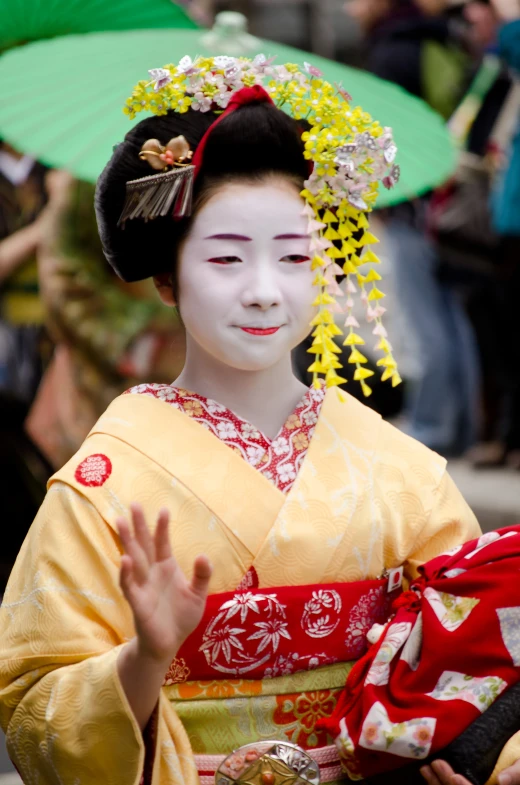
[176,180,316,373]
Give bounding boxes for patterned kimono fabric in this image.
[128,384,359,785]
[3,384,511,785]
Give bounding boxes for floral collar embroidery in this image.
[125,383,325,493]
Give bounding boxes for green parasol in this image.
[0,0,198,50]
[0,25,456,208]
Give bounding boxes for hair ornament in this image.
[119,136,194,225]
[139,135,193,170]
[122,54,403,394]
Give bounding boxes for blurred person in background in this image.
[470,0,520,468]
[345,0,484,456]
[426,0,520,469]
[0,169,186,593]
[0,142,51,593]
[0,141,48,406]
[346,0,475,117]
[26,169,186,471]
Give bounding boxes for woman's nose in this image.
[241,267,282,310]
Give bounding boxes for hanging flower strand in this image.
[123,55,402,394]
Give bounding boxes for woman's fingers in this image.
[131,503,155,565]
[119,553,131,585]
[191,554,213,598]
[117,515,149,585]
[119,553,134,596]
[424,760,471,785]
[433,759,469,785]
[421,766,443,785]
[119,506,211,605]
[154,508,173,562]
[117,517,131,552]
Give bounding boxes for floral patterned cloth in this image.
[126,383,325,493]
[330,526,520,781]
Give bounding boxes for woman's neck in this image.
[172,347,308,440]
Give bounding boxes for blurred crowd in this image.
[1,0,519,587]
[345,0,520,467]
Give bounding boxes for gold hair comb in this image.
[118,135,195,225]
[138,136,193,169]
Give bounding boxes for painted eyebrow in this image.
[204,233,252,241]
[273,233,309,240]
[203,233,309,241]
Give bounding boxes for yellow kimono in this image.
[0,387,517,785]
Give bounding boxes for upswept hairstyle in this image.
[95,103,308,283]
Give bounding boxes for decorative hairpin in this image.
[118,135,194,226]
[139,135,193,169]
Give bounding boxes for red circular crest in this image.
[74,454,112,487]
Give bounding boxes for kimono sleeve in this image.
[404,470,481,580]
[0,481,196,785]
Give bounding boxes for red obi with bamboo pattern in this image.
[165,578,399,685]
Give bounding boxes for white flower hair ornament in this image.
[121,55,402,395]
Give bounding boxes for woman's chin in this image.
[221,358,282,373]
[215,347,287,374]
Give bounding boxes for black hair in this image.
[95,102,308,282]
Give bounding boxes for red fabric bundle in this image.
[323,525,520,780]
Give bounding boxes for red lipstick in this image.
[240,327,281,336]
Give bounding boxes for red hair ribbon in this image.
[192,85,274,176]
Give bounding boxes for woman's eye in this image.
[207,256,242,265]
[281,254,311,264]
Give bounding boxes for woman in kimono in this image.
[0,55,519,785]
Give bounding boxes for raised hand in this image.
[117,503,212,665]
